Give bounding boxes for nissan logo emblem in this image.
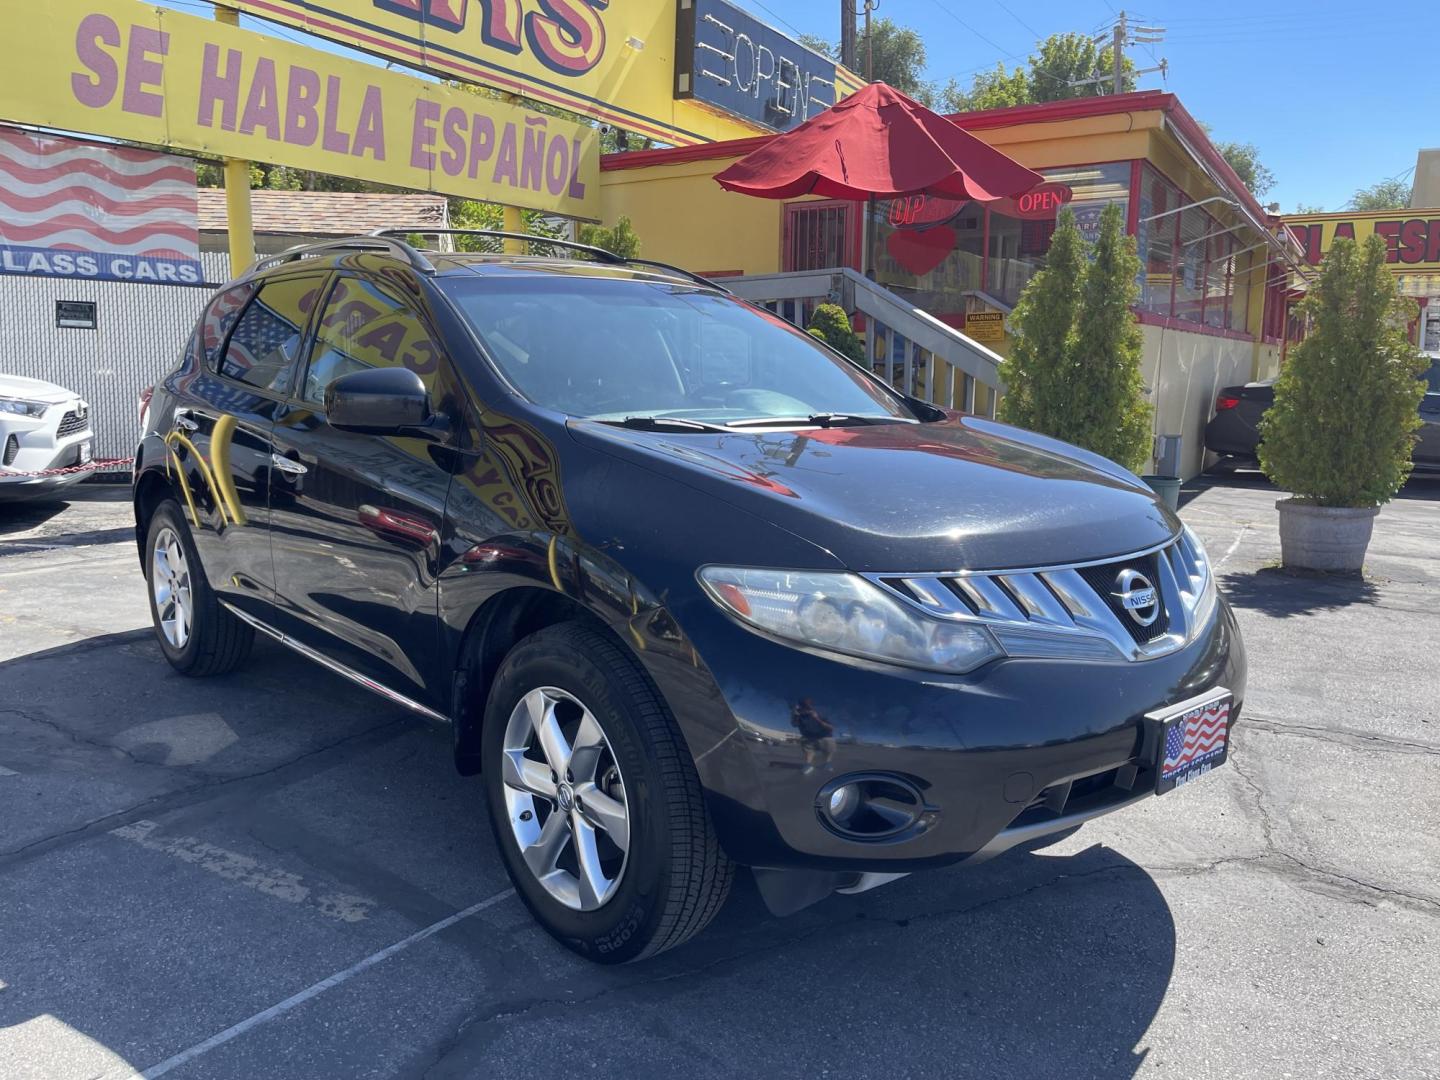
[1113,569,1159,627]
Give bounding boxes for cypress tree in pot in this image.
[1259,235,1427,571]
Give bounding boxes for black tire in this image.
[482,621,733,963]
[144,500,254,676]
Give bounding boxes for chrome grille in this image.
[868,531,1217,664]
[57,407,89,437]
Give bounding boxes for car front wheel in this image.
[482,622,732,963]
[144,500,254,676]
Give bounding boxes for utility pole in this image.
[1070,13,1166,95]
[841,0,857,70]
[1111,10,1126,97]
[861,0,877,82]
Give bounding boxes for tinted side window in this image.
[303,276,442,406]
[220,275,325,393]
[200,282,258,369]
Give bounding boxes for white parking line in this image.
[1218,524,1249,567]
[0,765,18,776]
[106,887,516,1080]
[110,821,375,923]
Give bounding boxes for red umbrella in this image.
[714,82,1042,202]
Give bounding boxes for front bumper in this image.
[0,399,93,496]
[656,592,1246,875]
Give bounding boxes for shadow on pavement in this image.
[1218,566,1378,617]
[0,627,1178,1078]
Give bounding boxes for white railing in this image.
[724,267,1005,415]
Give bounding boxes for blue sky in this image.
[728,0,1430,213]
[155,0,1427,213]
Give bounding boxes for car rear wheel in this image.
[145,500,254,676]
[482,622,732,963]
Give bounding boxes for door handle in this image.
[271,453,308,476]
[174,411,199,432]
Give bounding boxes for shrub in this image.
[806,303,866,364]
[578,215,641,259]
[1259,234,1426,506]
[998,204,1152,473]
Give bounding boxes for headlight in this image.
[698,567,1002,674]
[0,396,51,418]
[1180,525,1218,633]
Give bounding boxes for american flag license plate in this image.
[1148,690,1231,795]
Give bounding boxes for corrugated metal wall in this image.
[0,252,230,469]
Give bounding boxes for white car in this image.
[0,373,94,501]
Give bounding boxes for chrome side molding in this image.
[220,601,449,724]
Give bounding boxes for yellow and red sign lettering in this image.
[0,0,600,218]
[213,0,810,146]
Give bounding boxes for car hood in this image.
[0,373,76,404]
[568,415,1178,572]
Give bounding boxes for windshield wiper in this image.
[602,416,729,432]
[724,413,912,429]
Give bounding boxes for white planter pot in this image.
[1276,498,1379,573]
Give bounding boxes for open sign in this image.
[991,182,1073,221]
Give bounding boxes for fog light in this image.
[816,774,928,840]
[827,783,860,824]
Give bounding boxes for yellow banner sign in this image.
[0,0,600,218]
[215,0,779,146]
[1285,211,1440,272]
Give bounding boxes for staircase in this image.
[724,267,1006,416]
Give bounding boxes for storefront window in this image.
[1137,162,1252,332]
[871,161,1131,314]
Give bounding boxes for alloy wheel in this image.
[151,526,193,649]
[500,686,630,911]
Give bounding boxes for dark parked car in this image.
[133,232,1246,962]
[1205,368,1440,472]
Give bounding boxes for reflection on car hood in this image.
[569,414,1178,572]
[0,373,76,404]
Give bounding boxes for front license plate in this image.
[78,441,91,464]
[1147,689,1231,795]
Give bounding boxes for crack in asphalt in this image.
[0,705,163,770]
[0,718,407,865]
[1241,713,1439,757]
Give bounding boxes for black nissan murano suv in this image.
[133,231,1246,962]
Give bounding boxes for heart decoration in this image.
[885,224,957,277]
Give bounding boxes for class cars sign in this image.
[0,125,204,285]
[211,0,820,146]
[0,0,600,220]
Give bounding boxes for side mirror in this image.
[325,367,438,437]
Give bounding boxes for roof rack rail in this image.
[249,235,436,277]
[370,228,730,294]
[369,228,625,264]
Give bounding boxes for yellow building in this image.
[598,90,1310,478]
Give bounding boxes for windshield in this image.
[441,275,918,426]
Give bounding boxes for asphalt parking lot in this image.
[1,474,1438,1079]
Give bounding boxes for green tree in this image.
[1349,178,1411,211]
[1258,235,1426,506]
[578,215,641,259]
[805,304,865,363]
[1069,202,1152,471]
[446,198,565,251]
[996,207,1085,438]
[1293,203,1327,214]
[857,18,934,102]
[1212,140,1275,198]
[942,32,1135,112]
[998,204,1152,472]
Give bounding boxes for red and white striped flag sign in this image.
[0,124,203,285]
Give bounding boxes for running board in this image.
[220,601,450,724]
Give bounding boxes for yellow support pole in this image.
[213,5,255,276]
[502,94,526,255]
